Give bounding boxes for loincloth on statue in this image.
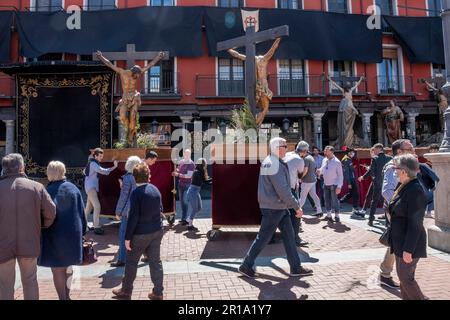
[115,91,141,112]
[256,80,273,102]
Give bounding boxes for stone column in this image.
[312,113,324,150]
[3,120,15,155]
[116,115,126,143]
[361,113,373,146]
[426,152,450,253]
[406,112,419,146]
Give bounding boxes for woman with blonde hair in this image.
[185,158,212,231]
[111,156,142,267]
[38,161,86,300]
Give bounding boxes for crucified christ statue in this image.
[327,75,365,148]
[423,79,448,130]
[227,38,281,126]
[96,50,165,146]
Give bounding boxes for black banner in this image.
[383,16,444,65]
[15,6,204,58]
[17,72,113,186]
[0,11,12,62]
[204,8,383,63]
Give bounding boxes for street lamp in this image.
[282,118,290,133]
[219,120,227,136]
[151,119,159,134]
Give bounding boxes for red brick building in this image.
[0,0,446,156]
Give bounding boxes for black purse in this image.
[81,238,98,265]
[379,226,391,247]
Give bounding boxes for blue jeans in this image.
[118,215,128,263]
[324,185,340,214]
[426,189,434,212]
[178,183,190,221]
[186,185,202,221]
[242,209,301,273]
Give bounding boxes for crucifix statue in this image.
[94,44,169,146]
[327,74,365,148]
[420,74,448,130]
[217,10,289,126]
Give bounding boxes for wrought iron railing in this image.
[376,75,413,95]
[114,71,179,96]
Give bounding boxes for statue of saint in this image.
[328,75,365,148]
[96,50,165,146]
[423,79,448,130]
[227,38,281,126]
[382,100,404,144]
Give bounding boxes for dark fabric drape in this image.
[205,8,383,63]
[15,6,204,58]
[383,16,444,65]
[0,11,13,62]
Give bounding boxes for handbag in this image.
[379,226,391,247]
[81,238,98,265]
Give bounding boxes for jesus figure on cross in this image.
[227,38,281,126]
[96,50,165,146]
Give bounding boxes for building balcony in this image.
[114,71,180,99]
[0,74,15,98]
[376,75,414,96]
[196,74,326,98]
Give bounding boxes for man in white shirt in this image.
[317,146,344,223]
[84,148,118,235]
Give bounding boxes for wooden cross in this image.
[217,25,289,116]
[92,43,169,69]
[419,74,447,90]
[330,74,364,92]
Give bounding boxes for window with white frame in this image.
[33,0,63,11]
[428,0,442,17]
[330,60,353,94]
[218,58,244,96]
[432,63,446,77]
[147,58,176,94]
[327,0,348,13]
[86,0,116,10]
[378,48,401,93]
[150,0,175,6]
[218,0,244,7]
[376,0,395,15]
[278,0,301,9]
[279,59,306,95]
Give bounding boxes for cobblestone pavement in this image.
[13,201,450,300]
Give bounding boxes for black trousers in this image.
[369,183,383,221]
[395,256,426,300]
[340,179,360,209]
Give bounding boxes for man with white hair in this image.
[238,137,313,278]
[0,153,56,300]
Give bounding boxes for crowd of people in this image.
[0,137,440,300]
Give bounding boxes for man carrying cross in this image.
[228,38,281,126]
[96,50,165,146]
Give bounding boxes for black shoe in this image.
[179,220,188,226]
[296,240,309,247]
[368,220,374,227]
[238,265,255,278]
[334,216,340,223]
[312,212,323,218]
[94,227,104,235]
[323,216,333,222]
[187,225,199,232]
[380,276,400,289]
[290,266,313,277]
[110,261,125,267]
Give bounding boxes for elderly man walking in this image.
[0,154,56,300]
[238,138,313,278]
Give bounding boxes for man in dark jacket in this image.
[0,153,56,300]
[358,143,392,225]
[339,147,360,214]
[388,154,428,300]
